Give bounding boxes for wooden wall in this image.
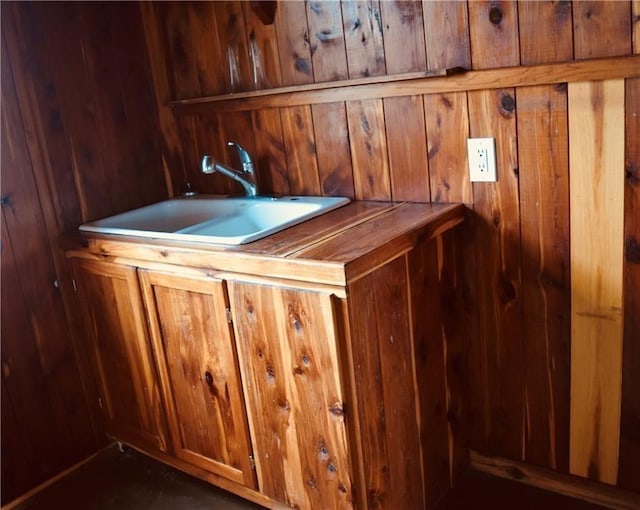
[141,0,640,493]
[0,2,169,503]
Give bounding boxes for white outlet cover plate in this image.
[467,137,497,182]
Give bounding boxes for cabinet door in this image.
[228,282,354,510]
[72,259,168,452]
[139,270,256,489]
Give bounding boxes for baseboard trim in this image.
[470,450,640,510]
[1,444,114,510]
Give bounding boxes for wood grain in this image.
[311,102,355,198]
[70,203,462,296]
[437,228,469,486]
[346,271,392,509]
[174,115,200,193]
[0,75,77,390]
[2,3,173,500]
[295,203,464,279]
[1,2,83,231]
[243,1,283,89]
[72,259,169,453]
[573,1,632,59]
[1,7,77,360]
[518,0,573,65]
[380,0,426,74]
[618,77,640,492]
[372,256,425,510]
[343,238,461,510]
[251,108,290,195]
[422,0,471,70]
[467,88,524,460]
[457,207,481,462]
[241,201,392,257]
[345,99,391,200]
[1,37,98,500]
[280,105,322,195]
[383,95,430,201]
[105,3,169,206]
[170,56,640,114]
[408,239,451,506]
[342,0,386,78]
[1,378,34,501]
[0,215,70,498]
[568,80,625,485]
[139,271,256,488]
[70,199,463,508]
[140,1,186,198]
[471,451,640,510]
[423,91,472,204]
[33,2,112,222]
[275,0,314,86]
[468,0,520,69]
[156,2,200,99]
[306,1,348,82]
[517,84,571,472]
[75,2,140,214]
[635,1,640,53]
[188,1,226,96]
[214,1,252,93]
[229,282,353,509]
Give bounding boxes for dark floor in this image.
[14,445,608,510]
[14,445,265,510]
[437,471,608,510]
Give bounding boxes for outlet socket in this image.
[467,137,497,182]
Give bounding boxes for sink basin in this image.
[79,195,351,245]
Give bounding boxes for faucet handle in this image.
[201,155,215,174]
[227,141,254,174]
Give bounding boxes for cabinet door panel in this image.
[229,282,353,510]
[139,271,256,488]
[72,259,168,452]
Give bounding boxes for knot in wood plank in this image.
[328,402,345,418]
[500,92,516,114]
[489,5,503,25]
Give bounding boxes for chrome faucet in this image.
[201,141,258,197]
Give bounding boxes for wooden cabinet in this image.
[68,201,465,510]
[138,270,256,489]
[74,261,258,490]
[72,259,169,453]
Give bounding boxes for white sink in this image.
[79,195,351,245]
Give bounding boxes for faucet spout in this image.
[201,141,258,197]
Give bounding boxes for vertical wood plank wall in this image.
[1,2,169,503]
[1,0,639,504]
[621,76,640,493]
[141,0,640,493]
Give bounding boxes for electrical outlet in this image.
[467,137,497,182]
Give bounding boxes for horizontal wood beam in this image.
[170,55,640,114]
[470,451,640,510]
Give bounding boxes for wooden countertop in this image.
[65,201,465,288]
